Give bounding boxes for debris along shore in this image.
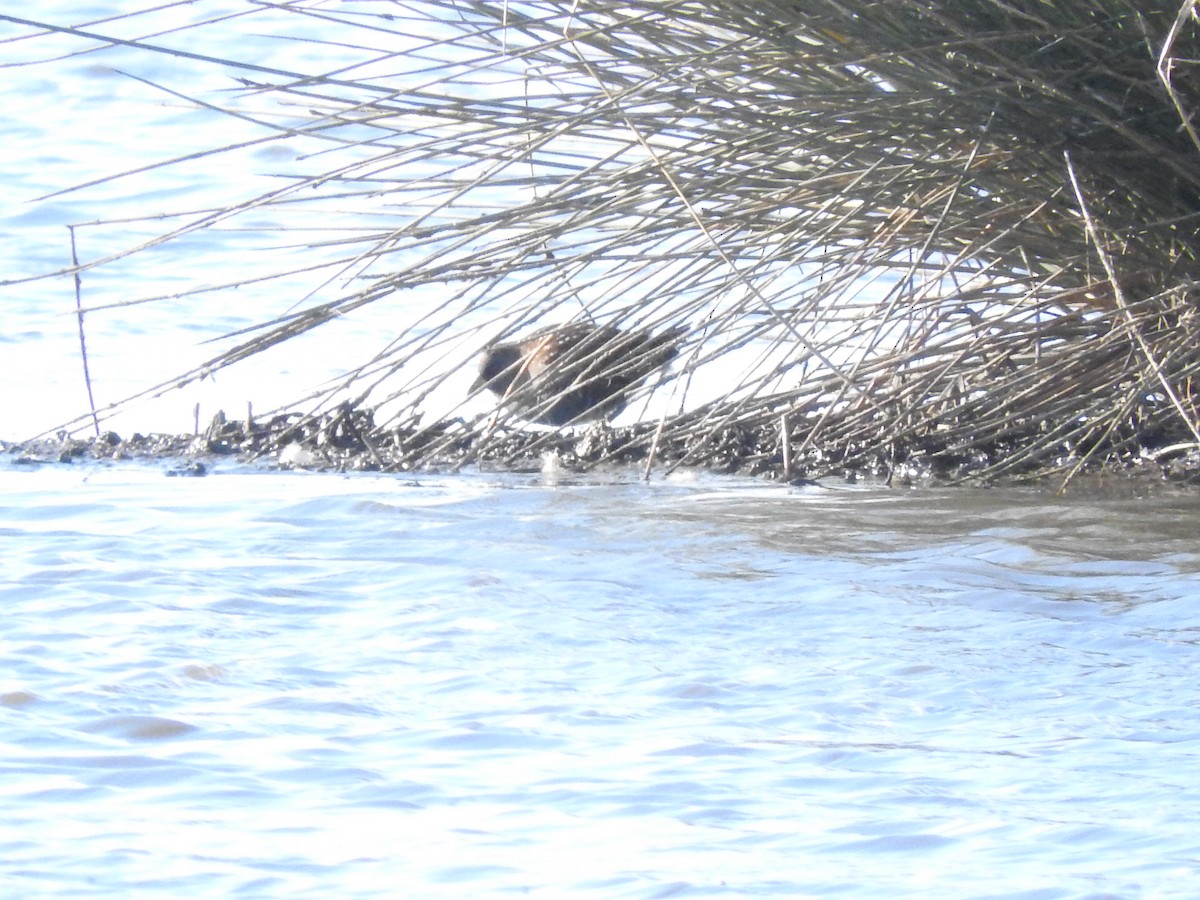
[8,401,1200,490]
[10,3,1200,488]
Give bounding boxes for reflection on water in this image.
[2,460,1199,897]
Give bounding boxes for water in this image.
[2,460,1199,897]
[5,7,1200,897]
[2,1,453,437]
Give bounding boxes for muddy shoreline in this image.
[6,403,1200,496]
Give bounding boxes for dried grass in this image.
[10,1,1200,483]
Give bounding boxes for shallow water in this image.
[3,459,1199,897]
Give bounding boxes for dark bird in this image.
[472,322,684,426]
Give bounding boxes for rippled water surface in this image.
[3,459,1199,897]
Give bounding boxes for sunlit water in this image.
[2,1,465,438]
[5,6,1200,898]
[3,460,1200,897]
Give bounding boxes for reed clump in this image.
[17,1,1200,486]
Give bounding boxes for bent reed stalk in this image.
[13,1,1200,484]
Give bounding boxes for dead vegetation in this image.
[8,1,1200,486]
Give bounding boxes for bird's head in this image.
[470,344,524,396]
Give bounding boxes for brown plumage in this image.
[472,323,684,426]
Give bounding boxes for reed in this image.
[15,1,1200,484]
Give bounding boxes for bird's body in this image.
[472,322,683,426]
